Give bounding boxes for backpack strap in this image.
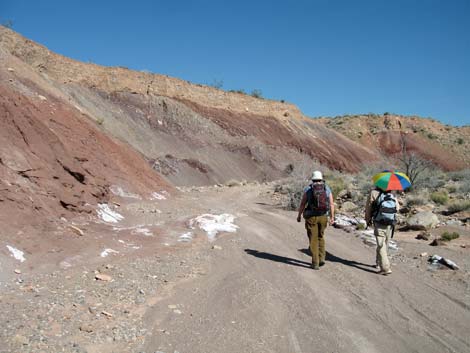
[372,190,384,220]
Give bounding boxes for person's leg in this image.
[305,226,312,255]
[374,224,391,273]
[308,217,320,269]
[305,222,312,256]
[318,215,328,265]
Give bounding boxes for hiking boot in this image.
[319,261,325,267]
[378,269,392,275]
[311,264,320,270]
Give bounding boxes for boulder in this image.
[340,201,358,212]
[337,189,351,200]
[430,238,445,246]
[446,219,463,227]
[416,231,430,240]
[406,211,439,230]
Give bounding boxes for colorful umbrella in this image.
[372,171,411,191]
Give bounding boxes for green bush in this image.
[356,223,366,230]
[456,138,464,145]
[441,232,459,242]
[430,191,448,205]
[447,200,470,214]
[326,176,346,198]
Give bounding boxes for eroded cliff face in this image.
[0,26,380,190]
[0,61,171,233]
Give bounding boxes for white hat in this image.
[311,171,323,181]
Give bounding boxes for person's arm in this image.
[297,193,307,222]
[365,190,373,226]
[329,192,335,225]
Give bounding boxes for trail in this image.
[142,186,470,353]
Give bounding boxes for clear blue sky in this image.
[2,0,469,126]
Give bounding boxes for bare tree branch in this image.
[398,133,433,188]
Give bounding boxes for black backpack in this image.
[303,183,329,218]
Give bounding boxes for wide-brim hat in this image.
[311,170,323,181]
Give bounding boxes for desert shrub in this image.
[448,169,470,181]
[279,180,305,211]
[447,200,470,213]
[430,191,448,205]
[456,138,464,145]
[406,193,428,206]
[210,79,224,89]
[441,232,459,242]
[2,19,14,29]
[324,173,346,198]
[356,223,366,230]
[250,89,263,98]
[458,181,470,194]
[446,185,457,194]
[412,167,446,190]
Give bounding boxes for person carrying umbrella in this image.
[365,171,410,275]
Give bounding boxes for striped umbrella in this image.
[372,170,411,191]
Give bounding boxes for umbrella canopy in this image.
[372,171,411,191]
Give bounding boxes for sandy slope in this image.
[1,184,469,353]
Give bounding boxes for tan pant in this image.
[305,215,328,267]
[374,223,392,272]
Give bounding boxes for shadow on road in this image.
[326,251,377,273]
[244,249,311,269]
[298,248,377,273]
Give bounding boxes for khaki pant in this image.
[374,223,392,272]
[305,215,328,267]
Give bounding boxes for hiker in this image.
[365,187,399,275]
[296,171,335,270]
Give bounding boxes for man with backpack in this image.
[297,171,335,270]
[365,187,399,275]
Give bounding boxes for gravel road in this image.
[2,184,469,353]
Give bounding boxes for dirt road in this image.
[142,185,470,353]
[1,183,469,353]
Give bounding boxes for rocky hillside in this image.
[316,114,469,170]
[0,26,378,188]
